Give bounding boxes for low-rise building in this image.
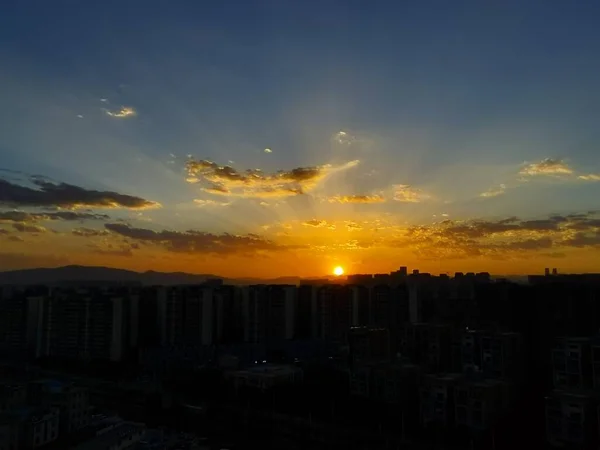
[227,364,303,391]
[73,420,145,450]
[28,380,90,435]
[17,407,60,449]
[0,415,20,450]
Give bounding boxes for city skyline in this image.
[1,1,600,277]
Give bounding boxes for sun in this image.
[333,266,344,276]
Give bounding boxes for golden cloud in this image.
[327,194,385,204]
[345,221,363,231]
[104,106,136,118]
[480,184,506,198]
[394,212,600,259]
[302,219,336,230]
[393,185,430,203]
[193,199,231,207]
[579,174,600,181]
[519,158,573,176]
[186,158,359,198]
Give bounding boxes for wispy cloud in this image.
[104,106,136,118]
[480,184,506,198]
[332,130,356,145]
[72,227,110,237]
[264,148,272,153]
[519,158,573,177]
[579,174,600,181]
[302,219,336,230]
[327,194,385,204]
[393,185,430,203]
[186,158,359,198]
[193,199,231,207]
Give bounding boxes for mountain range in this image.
[0,265,307,286]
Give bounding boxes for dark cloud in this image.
[0,178,159,210]
[104,223,295,255]
[562,231,600,248]
[0,229,9,235]
[186,158,359,198]
[0,210,109,223]
[87,243,134,257]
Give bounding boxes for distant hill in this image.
[0,265,216,286]
[0,265,302,286]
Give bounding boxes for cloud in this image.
[104,106,136,118]
[8,236,24,242]
[395,211,600,259]
[562,231,600,248]
[327,194,385,204]
[0,229,9,235]
[0,210,109,223]
[104,223,295,255]
[87,242,135,257]
[519,158,573,177]
[578,174,600,181]
[13,222,46,233]
[345,221,363,231]
[332,130,356,145]
[72,227,110,237]
[302,219,336,230]
[185,158,359,198]
[264,148,272,153]
[0,177,159,210]
[393,185,430,203]
[480,184,506,198]
[193,199,231,207]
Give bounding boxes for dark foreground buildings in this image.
[1,268,600,449]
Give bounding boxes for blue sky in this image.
[1,1,599,275]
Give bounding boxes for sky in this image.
[1,0,600,278]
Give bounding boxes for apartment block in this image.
[420,373,462,428]
[551,337,593,390]
[454,378,509,431]
[402,323,453,373]
[348,327,390,366]
[546,390,599,448]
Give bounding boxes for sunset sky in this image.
[1,1,600,277]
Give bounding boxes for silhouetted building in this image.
[33,288,138,362]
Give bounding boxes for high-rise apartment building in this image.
[242,285,295,344]
[316,285,352,344]
[157,286,218,347]
[33,288,138,362]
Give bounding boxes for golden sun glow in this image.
[333,266,344,276]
